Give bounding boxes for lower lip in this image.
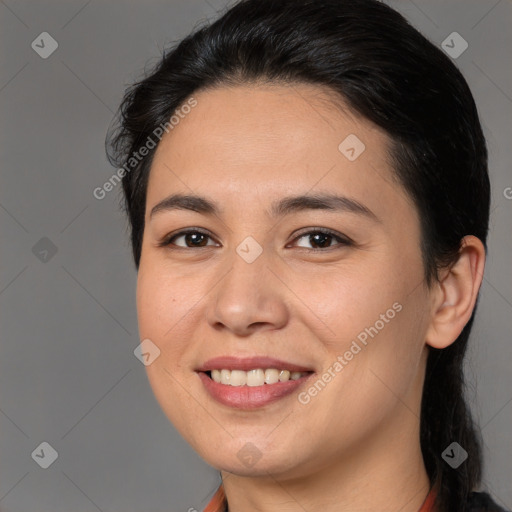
[197,372,314,409]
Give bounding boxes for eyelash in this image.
[158,228,353,251]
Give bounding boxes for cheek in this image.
[292,259,426,403]
[288,261,407,349]
[136,262,196,339]
[337,289,428,421]
[135,269,193,376]
[296,306,424,450]
[135,260,219,396]
[135,268,203,427]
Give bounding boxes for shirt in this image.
[203,483,437,512]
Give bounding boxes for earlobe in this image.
[425,235,486,350]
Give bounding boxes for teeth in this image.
[247,369,264,386]
[209,368,309,386]
[279,370,290,382]
[220,369,231,385]
[265,369,279,384]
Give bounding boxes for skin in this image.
[136,83,485,512]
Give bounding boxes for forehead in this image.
[153,83,388,163]
[146,83,405,220]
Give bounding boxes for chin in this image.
[201,445,312,480]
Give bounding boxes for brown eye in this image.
[307,232,334,249]
[292,230,352,250]
[161,230,218,248]
[182,232,208,247]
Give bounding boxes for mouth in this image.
[195,356,316,409]
[203,368,313,386]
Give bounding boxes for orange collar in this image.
[204,483,437,512]
[203,484,226,512]
[419,485,437,512]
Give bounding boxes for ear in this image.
[425,235,486,349]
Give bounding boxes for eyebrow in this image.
[149,192,379,222]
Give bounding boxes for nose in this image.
[206,252,289,336]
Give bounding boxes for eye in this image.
[159,229,219,248]
[290,229,352,250]
[158,228,351,250]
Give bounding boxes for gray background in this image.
[0,0,510,510]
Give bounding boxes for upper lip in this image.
[196,356,315,373]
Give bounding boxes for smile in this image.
[208,368,311,386]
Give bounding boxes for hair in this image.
[105,1,490,510]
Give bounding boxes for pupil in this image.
[187,233,207,246]
[311,233,331,248]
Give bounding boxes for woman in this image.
[106,0,509,510]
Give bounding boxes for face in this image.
[136,83,433,479]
